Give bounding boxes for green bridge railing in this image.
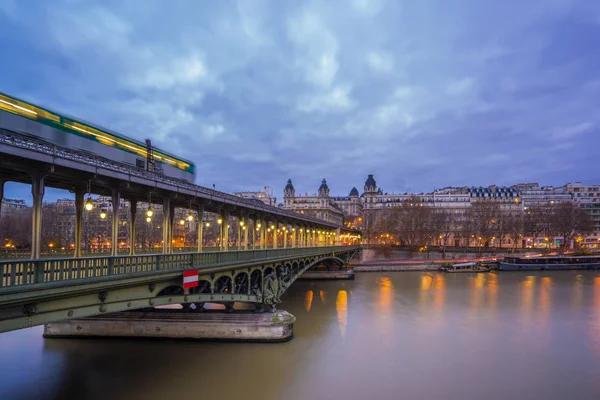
[0,246,359,290]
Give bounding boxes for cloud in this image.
[367,51,394,73]
[0,0,599,203]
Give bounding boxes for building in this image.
[280,175,600,249]
[1,198,28,213]
[282,179,344,226]
[564,182,600,246]
[233,187,277,207]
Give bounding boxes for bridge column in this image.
[243,217,249,250]
[282,225,287,249]
[292,227,297,248]
[273,222,278,249]
[335,228,341,246]
[111,188,120,257]
[162,198,171,254]
[168,206,175,254]
[129,200,137,256]
[30,173,45,260]
[197,204,204,252]
[0,179,4,220]
[220,211,229,251]
[74,189,84,258]
[260,221,266,249]
[237,217,242,251]
[251,218,257,249]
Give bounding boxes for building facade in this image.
[281,175,600,249]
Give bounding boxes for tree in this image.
[466,201,500,252]
[505,213,523,250]
[551,203,594,251]
[429,209,455,257]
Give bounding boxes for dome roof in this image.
[365,174,377,188]
[319,179,329,191]
[349,187,359,197]
[284,179,294,191]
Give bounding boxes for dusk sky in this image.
[1,0,600,203]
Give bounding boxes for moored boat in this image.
[445,262,490,273]
[499,255,600,271]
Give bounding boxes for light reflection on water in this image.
[1,272,600,400]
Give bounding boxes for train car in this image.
[0,91,195,182]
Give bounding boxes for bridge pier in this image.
[43,309,296,342]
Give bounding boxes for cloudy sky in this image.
[1,0,600,202]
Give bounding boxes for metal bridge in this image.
[0,245,360,333]
[0,128,359,260]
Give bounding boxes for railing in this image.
[0,128,345,228]
[0,246,359,290]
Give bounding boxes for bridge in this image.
[0,99,362,338]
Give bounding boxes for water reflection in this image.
[487,272,498,310]
[336,290,348,339]
[519,275,536,328]
[538,277,552,331]
[377,277,393,310]
[319,290,326,304]
[305,290,313,312]
[591,277,600,358]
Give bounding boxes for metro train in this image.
[0,91,196,182]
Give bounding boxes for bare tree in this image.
[429,209,455,257]
[505,213,523,250]
[551,202,594,251]
[466,201,500,252]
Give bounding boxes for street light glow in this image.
[100,209,107,219]
[84,197,93,211]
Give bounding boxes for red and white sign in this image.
[183,270,199,289]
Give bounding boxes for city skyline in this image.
[4,176,600,206]
[1,0,600,195]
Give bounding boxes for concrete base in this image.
[299,269,355,280]
[43,310,296,342]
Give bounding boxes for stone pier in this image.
[44,309,296,342]
[299,268,355,280]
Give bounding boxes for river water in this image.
[2,271,600,400]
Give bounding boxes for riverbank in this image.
[352,262,441,272]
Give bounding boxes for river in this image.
[2,271,600,400]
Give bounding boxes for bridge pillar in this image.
[111,188,120,257]
[251,218,257,249]
[292,227,297,248]
[162,198,171,254]
[0,179,4,220]
[243,217,249,250]
[197,204,204,253]
[129,200,137,256]
[221,211,229,251]
[260,221,266,250]
[168,205,175,254]
[30,173,45,260]
[273,222,278,249]
[283,225,287,249]
[335,228,341,246]
[74,189,84,258]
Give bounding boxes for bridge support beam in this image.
[0,179,4,220]
[243,217,249,250]
[30,173,45,260]
[237,218,242,251]
[111,188,120,257]
[292,227,297,248]
[197,205,204,253]
[220,210,229,251]
[162,198,171,254]
[260,221,265,250]
[129,200,137,256]
[273,222,278,249]
[74,190,84,258]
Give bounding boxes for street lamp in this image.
[205,222,211,228]
[217,218,223,224]
[179,219,185,226]
[84,197,93,211]
[100,209,107,219]
[187,213,194,222]
[146,216,152,223]
[146,208,153,218]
